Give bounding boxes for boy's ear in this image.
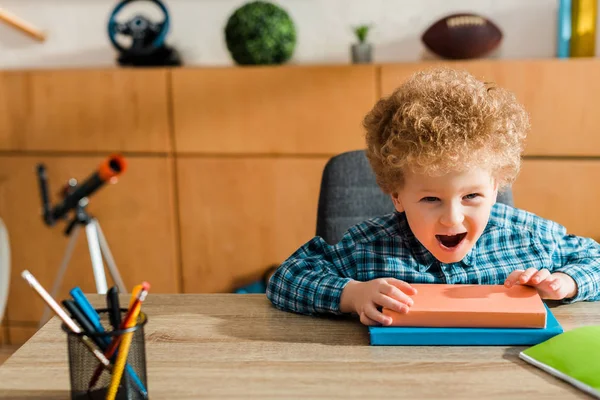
[390,192,404,212]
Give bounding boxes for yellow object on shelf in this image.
[570,0,597,57]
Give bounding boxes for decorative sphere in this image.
[225,1,297,65]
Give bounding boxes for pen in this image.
[106,286,121,330]
[66,296,148,397]
[88,283,150,396]
[70,287,106,336]
[23,270,147,398]
[62,300,107,350]
[20,270,111,368]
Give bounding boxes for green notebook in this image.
[519,326,600,398]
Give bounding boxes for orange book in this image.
[382,284,547,328]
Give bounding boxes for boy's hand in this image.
[340,278,417,326]
[504,268,577,300]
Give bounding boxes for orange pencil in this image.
[109,282,150,357]
[87,282,150,391]
[128,283,143,308]
[106,287,147,400]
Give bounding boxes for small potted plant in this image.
[351,24,372,64]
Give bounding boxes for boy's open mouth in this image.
[435,233,467,249]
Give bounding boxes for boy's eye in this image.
[464,193,480,200]
[421,197,439,202]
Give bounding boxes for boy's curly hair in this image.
[364,67,530,194]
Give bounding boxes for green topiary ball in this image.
[224,1,297,65]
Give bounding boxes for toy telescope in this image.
[36,155,127,227]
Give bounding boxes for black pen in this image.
[62,300,107,351]
[106,286,121,331]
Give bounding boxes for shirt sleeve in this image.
[266,233,357,316]
[545,226,600,303]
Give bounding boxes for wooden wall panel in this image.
[6,325,37,346]
[0,155,179,325]
[513,160,600,242]
[172,65,376,155]
[380,59,600,156]
[177,157,328,293]
[0,69,171,152]
[0,345,16,365]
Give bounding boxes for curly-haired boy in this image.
[266,67,600,326]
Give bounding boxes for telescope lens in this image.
[99,155,127,181]
[109,158,124,173]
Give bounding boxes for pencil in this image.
[87,283,150,392]
[105,287,147,400]
[0,8,46,42]
[105,326,134,400]
[128,283,143,308]
[21,270,111,367]
[105,283,150,360]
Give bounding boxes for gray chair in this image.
[316,150,514,244]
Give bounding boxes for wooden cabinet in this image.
[171,65,376,155]
[6,326,36,347]
[513,160,600,242]
[177,156,328,292]
[3,60,600,345]
[0,156,179,327]
[380,59,600,157]
[0,69,171,152]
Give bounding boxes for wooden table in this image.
[0,294,598,399]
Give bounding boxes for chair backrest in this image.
[315,150,514,244]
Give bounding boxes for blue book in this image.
[369,304,563,346]
[557,0,571,58]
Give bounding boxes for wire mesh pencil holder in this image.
[61,308,149,400]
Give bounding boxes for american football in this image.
[421,13,503,59]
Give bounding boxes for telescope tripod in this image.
[39,204,127,327]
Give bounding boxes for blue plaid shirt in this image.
[266,203,600,315]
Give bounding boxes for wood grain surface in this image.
[0,294,598,399]
[0,68,171,152]
[171,65,375,155]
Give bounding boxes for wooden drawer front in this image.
[0,69,171,152]
[172,66,376,154]
[380,59,600,157]
[513,159,600,242]
[6,324,37,346]
[177,157,328,292]
[0,321,5,345]
[0,155,179,324]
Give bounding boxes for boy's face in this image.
[391,167,498,264]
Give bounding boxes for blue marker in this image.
[70,287,107,342]
[70,287,148,398]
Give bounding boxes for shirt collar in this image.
[395,212,475,270]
